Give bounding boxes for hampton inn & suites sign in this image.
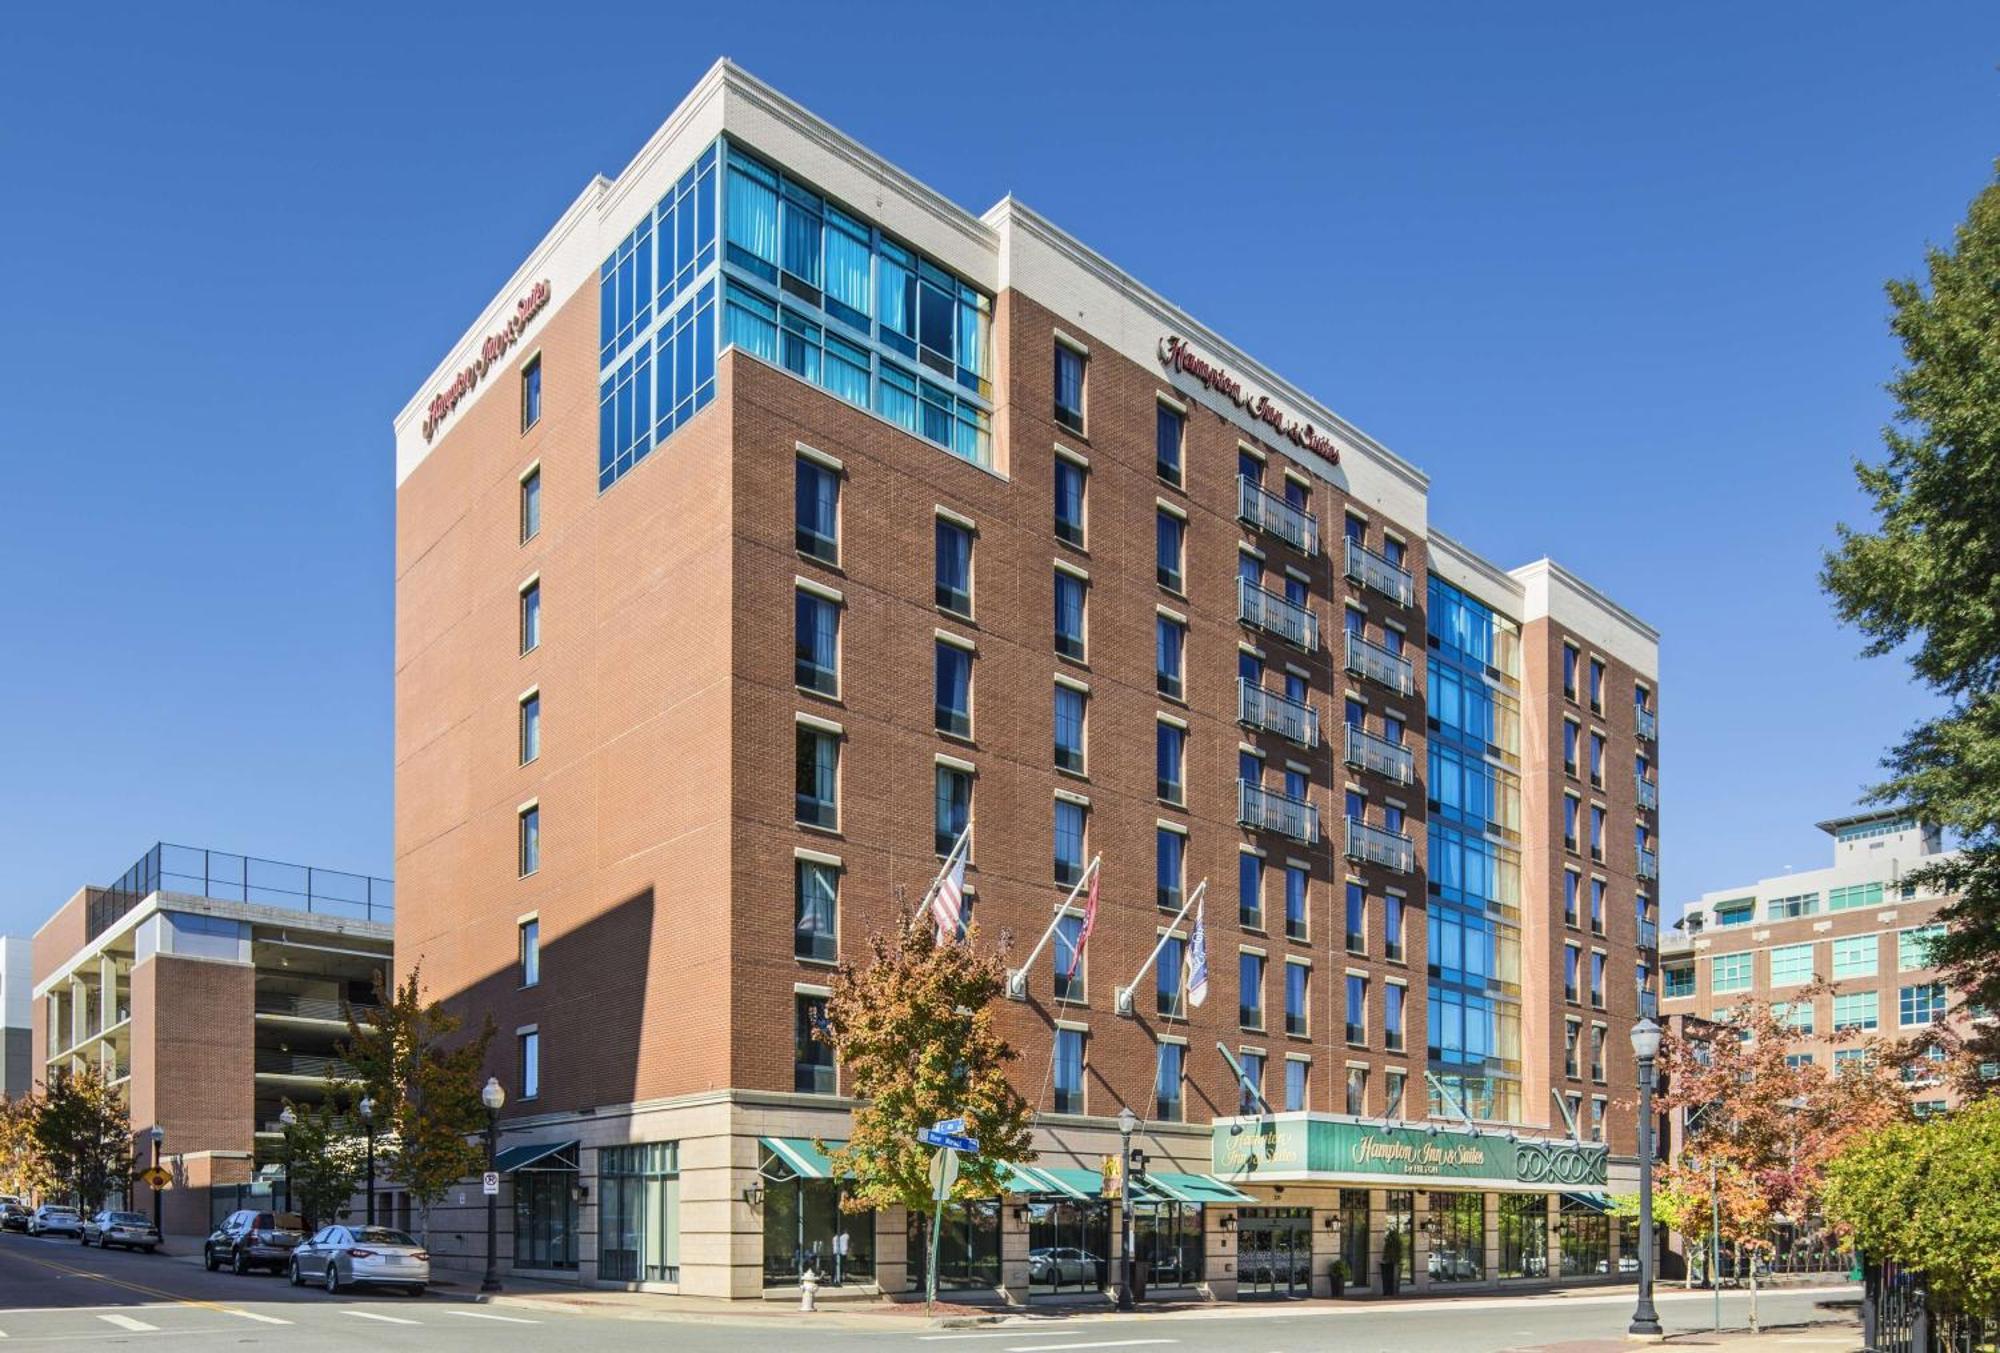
[422,279,552,442]
[1157,335,1342,464]
[1211,1116,1608,1191]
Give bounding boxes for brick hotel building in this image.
[394,60,1662,1300]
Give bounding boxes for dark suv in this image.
[204,1210,304,1275]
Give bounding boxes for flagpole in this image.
[1113,878,1205,1017]
[1005,855,1101,999]
[909,821,974,935]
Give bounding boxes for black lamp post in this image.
[480,1077,505,1294]
[359,1096,376,1227]
[1116,1106,1138,1312]
[147,1126,164,1231]
[277,1105,296,1216]
[1629,1016,1664,1337]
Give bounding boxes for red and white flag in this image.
[1063,871,1099,980]
[931,848,967,944]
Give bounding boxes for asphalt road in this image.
[0,1230,1858,1352]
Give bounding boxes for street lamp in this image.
[480,1077,506,1294]
[147,1126,164,1231]
[1116,1106,1139,1312]
[1629,1017,1664,1337]
[358,1096,377,1227]
[277,1105,297,1217]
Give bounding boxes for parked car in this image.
[83,1211,161,1252]
[28,1205,82,1237]
[1028,1246,1102,1285]
[0,1203,30,1232]
[288,1225,429,1296]
[204,1209,304,1274]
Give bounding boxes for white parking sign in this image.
[482,1171,500,1196]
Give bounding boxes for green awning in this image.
[760,1137,844,1180]
[1145,1172,1257,1205]
[998,1162,1078,1198]
[1034,1165,1113,1201]
[1562,1192,1613,1214]
[492,1140,578,1173]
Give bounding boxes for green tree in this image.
[32,1065,131,1211]
[1822,166,2000,1009]
[339,965,494,1240]
[276,1100,367,1230]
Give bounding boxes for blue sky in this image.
[2,3,1994,936]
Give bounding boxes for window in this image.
[599,1142,682,1284]
[1778,1001,1814,1033]
[1284,962,1309,1036]
[935,764,972,858]
[794,456,839,564]
[795,724,839,829]
[1155,1043,1184,1121]
[1832,935,1879,978]
[1156,720,1185,804]
[1053,1027,1084,1112]
[795,858,838,961]
[519,691,541,764]
[1240,952,1265,1030]
[794,589,840,695]
[1829,882,1885,911]
[1239,852,1264,928]
[1589,732,1605,785]
[1054,799,1087,886]
[1564,1020,1581,1077]
[1710,952,1750,993]
[1345,1065,1368,1115]
[1054,570,1087,660]
[1053,914,1085,1002]
[1562,644,1579,699]
[1585,657,1604,711]
[1384,895,1405,962]
[1563,721,1579,774]
[518,1029,540,1099]
[1564,871,1580,927]
[1589,1025,1606,1081]
[795,994,834,1093]
[519,580,541,653]
[1899,925,1944,972]
[1590,879,1605,934]
[1385,1071,1407,1120]
[1385,982,1406,1052]
[1590,1098,1606,1143]
[1589,805,1605,860]
[1156,935,1185,1018]
[1590,952,1606,1007]
[1053,341,1085,433]
[1155,402,1184,484]
[1053,683,1086,774]
[1345,882,1366,954]
[1156,827,1185,910]
[519,919,540,986]
[1664,963,1694,998]
[935,517,973,616]
[1564,944,1581,1001]
[1237,1052,1265,1113]
[1345,972,1367,1045]
[1833,990,1878,1032]
[1714,899,1755,927]
[1288,1059,1311,1113]
[518,804,540,876]
[1564,795,1579,852]
[1900,982,1946,1027]
[1284,865,1308,942]
[1769,943,1814,987]
[1155,614,1186,699]
[1053,454,1086,546]
[934,640,972,737]
[519,466,541,543]
[1835,1047,1872,1072]
[1769,891,1819,920]
[1156,509,1185,591]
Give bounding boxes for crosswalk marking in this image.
[444,1311,541,1324]
[342,1310,422,1326]
[222,1308,293,1324]
[96,1314,159,1332]
[1006,1343,1179,1353]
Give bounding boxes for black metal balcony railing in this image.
[254,994,383,1025]
[254,1050,361,1080]
[1236,476,1320,556]
[1344,536,1415,607]
[1343,629,1414,695]
[1345,818,1416,873]
[1344,722,1415,784]
[1237,781,1320,845]
[1238,678,1319,747]
[89,843,394,941]
[1238,578,1319,652]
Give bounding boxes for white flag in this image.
[1185,895,1208,1008]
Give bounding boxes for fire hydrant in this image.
[800,1266,820,1312]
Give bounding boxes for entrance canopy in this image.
[759,1137,843,1181]
[492,1140,579,1173]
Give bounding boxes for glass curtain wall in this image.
[908,1199,1001,1291]
[1497,1193,1547,1278]
[1132,1202,1204,1288]
[597,1143,680,1283]
[1028,1199,1111,1293]
[1427,1191,1485,1282]
[1558,1196,1610,1276]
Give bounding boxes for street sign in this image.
[138,1166,171,1191]
[918,1128,979,1154]
[481,1171,500,1196]
[927,1147,960,1202]
[931,1117,967,1136]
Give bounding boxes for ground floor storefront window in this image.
[1340,1189,1369,1283]
[599,1143,679,1283]
[1428,1191,1484,1282]
[1237,1206,1313,1297]
[512,1163,578,1269]
[1384,1190,1414,1282]
[1497,1193,1546,1279]
[1028,1199,1109,1293]
[762,1177,873,1287]
[1558,1196,1609,1277]
[1132,1201,1203,1288]
[907,1198,1000,1291]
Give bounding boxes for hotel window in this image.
[1769,891,1819,920]
[795,857,838,962]
[1564,1019,1581,1077]
[1832,935,1879,978]
[795,724,839,830]
[1054,569,1087,660]
[1155,1043,1185,1122]
[1286,1058,1310,1113]
[1563,720,1579,775]
[1590,1098,1606,1143]
[1381,532,1403,567]
[519,1029,540,1100]
[795,994,835,1094]
[1833,991,1879,1032]
[1053,340,1086,434]
[1829,882,1885,911]
[1590,952,1605,1008]
[1588,657,1605,712]
[1345,1065,1367,1116]
[1589,732,1605,786]
[1284,961,1309,1036]
[1344,972,1367,1045]
[519,918,540,987]
[1156,720,1186,804]
[1156,826,1186,911]
[1155,614,1186,699]
[1239,851,1264,928]
[1240,953,1266,1030]
[517,804,540,876]
[1385,981,1406,1052]
[1053,1027,1085,1112]
[1053,682,1087,774]
[1345,882,1366,954]
[1156,402,1184,485]
[1563,794,1580,852]
[519,691,541,764]
[1237,1052,1265,1113]
[1564,944,1581,1002]
[935,517,973,617]
[1284,864,1308,941]
[794,455,839,564]
[1562,644,1579,700]
[519,466,541,543]
[1711,952,1752,994]
[1053,453,1086,546]
[1239,448,1264,484]
[598,1142,681,1284]
[1384,894,1405,962]
[1900,982,1946,1027]
[1344,514,1365,545]
[520,355,542,431]
[1664,964,1694,999]
[935,763,971,858]
[1900,924,1944,971]
[1385,1071,1406,1119]
[1769,942,1814,987]
[1053,914,1085,1002]
[1156,508,1185,592]
[1054,798,1087,886]
[1714,899,1755,927]
[1590,879,1605,934]
[1564,870,1580,927]
[519,579,541,654]
[1779,1001,1814,1033]
[934,639,972,737]
[1589,805,1605,861]
[1156,935,1185,1018]
[1589,1025,1606,1081]
[794,588,840,696]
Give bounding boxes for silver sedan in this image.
[288,1225,430,1296]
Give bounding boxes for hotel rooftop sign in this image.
[422,279,553,443]
[1157,335,1341,465]
[1212,1115,1607,1192]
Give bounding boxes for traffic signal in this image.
[1129,1149,1148,1185]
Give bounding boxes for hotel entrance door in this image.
[1237,1206,1312,1297]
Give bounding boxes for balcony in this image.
[1344,629,1414,695]
[1238,678,1319,748]
[1238,578,1319,652]
[1636,776,1659,811]
[254,994,383,1026]
[1344,722,1415,785]
[1638,848,1659,881]
[1238,781,1320,845]
[1637,919,1659,951]
[254,1050,360,1080]
[89,841,394,941]
[1636,706,1658,741]
[1237,476,1319,555]
[1346,818,1415,873]
[1344,536,1415,607]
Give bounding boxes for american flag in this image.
[930,830,970,944]
[1063,871,1099,981]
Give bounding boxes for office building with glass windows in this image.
[394,59,1662,1301]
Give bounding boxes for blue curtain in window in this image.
[876,365,919,433]
[725,164,779,266]
[783,204,823,286]
[825,223,871,317]
[798,863,836,954]
[956,296,984,380]
[1054,346,1082,416]
[725,286,779,363]
[1056,576,1083,644]
[878,253,914,341]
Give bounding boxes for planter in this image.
[1380,1263,1401,1298]
[1330,1275,1346,1299]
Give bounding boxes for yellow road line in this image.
[0,1247,240,1315]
